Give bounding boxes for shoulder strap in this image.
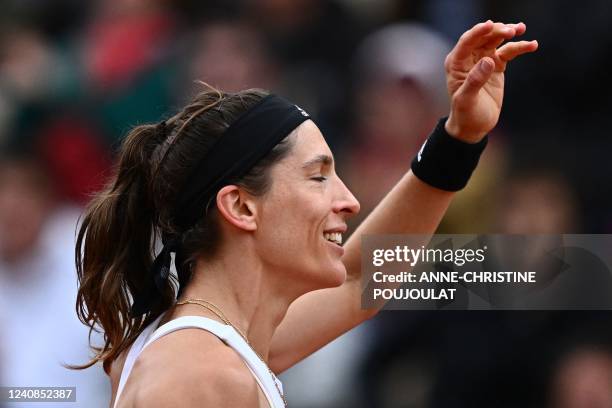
[113,313,165,408]
[143,316,284,407]
[114,315,285,408]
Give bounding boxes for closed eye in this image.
[311,176,328,182]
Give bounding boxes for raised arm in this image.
[269,21,538,374]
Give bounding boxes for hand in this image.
[444,20,538,143]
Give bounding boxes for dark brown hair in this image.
[72,85,294,373]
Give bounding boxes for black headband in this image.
[174,94,311,229]
[130,94,311,317]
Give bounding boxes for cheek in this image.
[256,180,338,271]
[269,188,326,232]
[267,208,322,253]
[258,209,325,268]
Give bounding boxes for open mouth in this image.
[324,232,343,246]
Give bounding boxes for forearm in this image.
[343,169,455,284]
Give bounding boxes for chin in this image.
[298,260,348,292]
[324,263,347,288]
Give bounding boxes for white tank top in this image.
[113,314,285,408]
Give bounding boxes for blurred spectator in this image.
[36,115,112,205]
[495,169,580,234]
[0,155,109,407]
[342,22,451,225]
[2,105,113,205]
[185,20,279,93]
[550,346,612,408]
[244,0,360,73]
[0,157,54,263]
[0,27,65,102]
[0,26,70,144]
[244,0,364,148]
[436,138,508,233]
[78,0,179,143]
[81,0,176,90]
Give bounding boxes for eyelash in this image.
[311,176,328,182]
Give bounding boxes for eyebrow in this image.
[301,154,334,169]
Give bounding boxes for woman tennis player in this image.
[74,21,537,407]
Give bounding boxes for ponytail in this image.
[70,86,286,373]
[72,124,175,373]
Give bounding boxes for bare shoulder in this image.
[133,329,260,407]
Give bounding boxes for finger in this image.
[497,40,539,62]
[454,22,515,59]
[453,20,495,57]
[482,34,513,52]
[455,57,496,102]
[481,22,527,50]
[508,22,526,37]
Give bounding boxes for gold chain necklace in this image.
[175,298,288,407]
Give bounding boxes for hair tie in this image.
[130,234,181,317]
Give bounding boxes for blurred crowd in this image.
[1,0,611,407]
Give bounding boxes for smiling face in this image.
[253,120,360,291]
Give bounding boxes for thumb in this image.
[456,57,495,102]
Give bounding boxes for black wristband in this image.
[411,117,488,191]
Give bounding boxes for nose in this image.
[333,176,360,217]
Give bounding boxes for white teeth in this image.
[324,232,343,245]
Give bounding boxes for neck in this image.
[170,244,299,361]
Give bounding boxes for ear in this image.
[215,185,258,231]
